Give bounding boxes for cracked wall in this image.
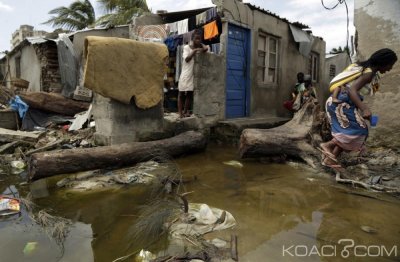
[354,0,400,149]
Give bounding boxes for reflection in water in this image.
[0,144,399,261]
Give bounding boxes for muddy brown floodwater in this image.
[0,144,399,261]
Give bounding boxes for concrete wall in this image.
[354,0,400,149]
[93,94,164,145]
[0,62,5,82]
[77,26,166,145]
[214,0,326,118]
[193,52,226,123]
[72,26,130,61]
[8,45,41,92]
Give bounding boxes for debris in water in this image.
[369,176,382,185]
[23,242,38,256]
[136,249,156,262]
[10,160,25,169]
[0,196,20,216]
[31,210,72,246]
[223,160,243,168]
[168,203,236,239]
[210,238,228,248]
[361,225,377,234]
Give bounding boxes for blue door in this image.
[226,24,250,118]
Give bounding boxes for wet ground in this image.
[1,144,399,261]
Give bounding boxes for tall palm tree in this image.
[96,0,150,27]
[43,0,95,31]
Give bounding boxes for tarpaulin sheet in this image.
[22,108,73,131]
[9,95,28,118]
[57,34,78,98]
[83,36,168,108]
[289,24,314,57]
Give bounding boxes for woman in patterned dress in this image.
[321,48,397,167]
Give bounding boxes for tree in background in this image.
[96,0,150,27]
[43,0,95,31]
[330,46,350,55]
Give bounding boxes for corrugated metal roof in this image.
[326,54,339,58]
[25,37,51,45]
[3,37,54,58]
[157,7,212,23]
[245,3,310,29]
[70,24,129,36]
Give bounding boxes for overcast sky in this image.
[0,0,354,54]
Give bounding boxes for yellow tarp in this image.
[83,36,168,108]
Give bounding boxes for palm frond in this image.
[96,0,150,27]
[43,0,95,30]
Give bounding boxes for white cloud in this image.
[147,0,212,12]
[0,1,13,12]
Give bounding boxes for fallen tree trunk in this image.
[239,99,323,165]
[28,131,207,181]
[19,92,90,116]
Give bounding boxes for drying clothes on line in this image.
[210,43,221,54]
[196,11,207,25]
[206,7,218,21]
[203,20,219,40]
[175,45,184,82]
[167,22,178,35]
[177,19,189,34]
[164,35,183,52]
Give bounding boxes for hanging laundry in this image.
[203,20,219,40]
[167,22,178,35]
[196,11,207,26]
[206,7,218,22]
[211,43,221,55]
[164,35,183,52]
[175,45,184,82]
[177,19,189,34]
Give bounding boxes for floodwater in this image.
[1,144,399,262]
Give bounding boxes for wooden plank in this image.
[0,110,18,130]
[0,127,44,143]
[19,92,90,116]
[25,138,69,156]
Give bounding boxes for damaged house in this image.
[0,25,130,99]
[132,0,327,121]
[0,37,62,93]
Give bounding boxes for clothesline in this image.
[163,7,221,53]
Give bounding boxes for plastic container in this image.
[370,115,379,127]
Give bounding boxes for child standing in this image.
[178,29,208,118]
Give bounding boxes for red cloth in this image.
[283,100,294,111]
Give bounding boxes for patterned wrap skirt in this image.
[325,87,368,152]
